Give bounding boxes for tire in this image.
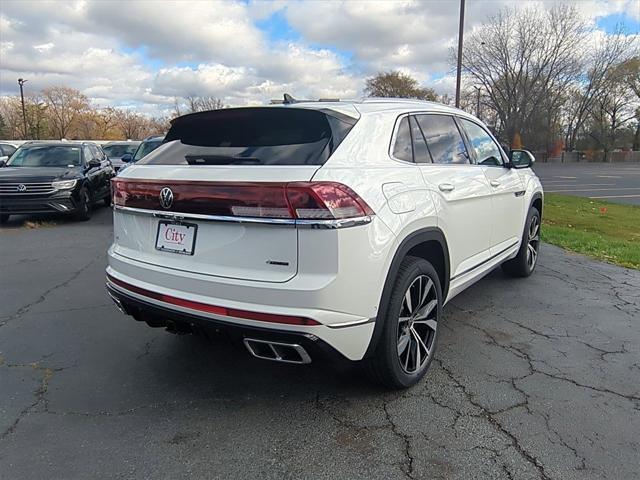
[74,188,92,221]
[103,195,111,207]
[365,256,442,389]
[0,214,9,224]
[502,206,540,277]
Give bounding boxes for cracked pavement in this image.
[1,207,639,479]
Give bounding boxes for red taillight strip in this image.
[111,178,375,221]
[106,274,320,326]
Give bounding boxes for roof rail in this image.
[360,97,437,104]
[270,93,341,105]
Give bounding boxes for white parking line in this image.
[589,194,640,199]
[595,175,623,179]
[540,183,615,187]
[554,176,577,179]
[546,187,640,193]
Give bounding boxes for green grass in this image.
[541,194,640,270]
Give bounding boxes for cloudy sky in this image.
[1,0,638,115]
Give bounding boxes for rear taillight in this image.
[111,179,374,220]
[286,183,374,219]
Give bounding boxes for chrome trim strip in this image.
[115,205,296,226]
[0,191,56,195]
[114,205,372,229]
[450,241,519,281]
[326,317,376,329]
[295,216,372,229]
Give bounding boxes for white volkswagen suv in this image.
[106,98,543,388]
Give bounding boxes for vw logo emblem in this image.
[17,184,27,192]
[159,187,174,209]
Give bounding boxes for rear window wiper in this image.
[185,155,261,166]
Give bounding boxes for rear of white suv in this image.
[107,99,543,388]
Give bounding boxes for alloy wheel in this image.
[527,215,540,269]
[396,275,438,373]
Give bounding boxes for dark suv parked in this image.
[0,141,115,223]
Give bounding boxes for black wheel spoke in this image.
[396,274,438,373]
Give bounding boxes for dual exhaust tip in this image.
[243,338,311,364]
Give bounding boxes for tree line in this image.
[0,88,228,141]
[458,5,639,155]
[1,4,637,155]
[365,6,639,155]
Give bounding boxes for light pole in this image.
[455,0,466,108]
[17,78,28,139]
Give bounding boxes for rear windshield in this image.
[103,144,138,157]
[139,107,356,166]
[133,139,162,161]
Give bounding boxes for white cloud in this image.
[0,0,637,116]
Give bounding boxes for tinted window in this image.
[89,145,102,161]
[1,144,16,156]
[103,144,138,157]
[7,146,82,167]
[152,107,356,166]
[133,139,163,161]
[409,116,431,163]
[392,117,413,162]
[458,118,503,166]
[416,115,469,164]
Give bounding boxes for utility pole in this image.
[18,78,28,139]
[455,0,466,108]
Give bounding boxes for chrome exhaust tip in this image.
[243,338,311,364]
[107,289,128,315]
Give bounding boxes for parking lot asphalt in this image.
[533,162,640,205]
[1,208,639,480]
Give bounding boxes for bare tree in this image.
[460,5,587,147]
[186,96,225,113]
[615,56,640,150]
[24,94,49,140]
[563,32,635,151]
[42,86,90,139]
[0,96,26,139]
[115,109,148,140]
[586,68,637,157]
[365,71,437,100]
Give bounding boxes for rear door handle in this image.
[490,180,501,187]
[438,183,455,192]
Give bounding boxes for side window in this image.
[89,145,101,161]
[83,146,93,164]
[458,118,504,166]
[1,145,16,156]
[415,115,469,165]
[392,117,413,162]
[409,116,431,163]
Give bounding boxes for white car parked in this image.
[106,98,543,388]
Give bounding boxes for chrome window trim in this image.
[113,205,372,229]
[389,110,504,168]
[388,113,417,165]
[455,116,508,167]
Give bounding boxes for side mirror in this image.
[509,149,535,169]
[121,153,133,163]
[87,158,101,168]
[0,156,7,167]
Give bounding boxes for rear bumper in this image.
[105,265,376,361]
[107,282,351,363]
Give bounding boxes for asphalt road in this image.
[533,162,640,205]
[1,208,639,480]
